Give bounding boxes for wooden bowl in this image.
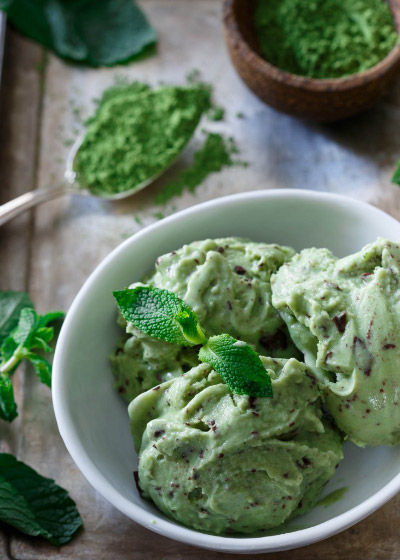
[223,0,400,122]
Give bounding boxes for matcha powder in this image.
[254,0,398,79]
[156,132,242,205]
[74,82,211,196]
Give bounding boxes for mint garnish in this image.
[0,453,82,545]
[114,286,272,397]
[0,0,156,67]
[0,291,64,422]
[199,334,273,398]
[113,286,207,347]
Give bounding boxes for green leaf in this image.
[26,354,52,388]
[0,376,17,422]
[30,327,54,352]
[0,336,18,365]
[0,453,82,545]
[198,334,273,398]
[392,161,400,185]
[0,0,156,67]
[0,291,33,346]
[113,286,207,347]
[12,308,38,345]
[37,311,65,328]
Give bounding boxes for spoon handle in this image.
[0,184,72,227]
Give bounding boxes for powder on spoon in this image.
[254,0,398,79]
[74,82,211,196]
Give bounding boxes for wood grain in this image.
[1,1,400,558]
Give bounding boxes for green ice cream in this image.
[111,238,299,401]
[272,238,400,447]
[130,357,343,534]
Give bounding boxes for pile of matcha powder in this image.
[74,81,239,199]
[254,0,398,79]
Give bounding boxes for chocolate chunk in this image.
[234,265,246,275]
[248,396,257,409]
[333,311,347,333]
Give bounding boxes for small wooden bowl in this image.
[223,0,400,121]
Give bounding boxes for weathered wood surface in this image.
[0,1,400,558]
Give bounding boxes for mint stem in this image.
[0,345,24,375]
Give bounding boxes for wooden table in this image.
[1,1,400,558]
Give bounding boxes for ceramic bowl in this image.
[52,189,400,554]
[222,0,400,121]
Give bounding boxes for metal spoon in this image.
[0,135,168,227]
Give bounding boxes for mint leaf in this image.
[26,354,52,388]
[0,453,82,545]
[12,307,38,345]
[0,0,156,67]
[199,334,273,397]
[393,161,400,185]
[113,286,206,346]
[0,376,17,422]
[37,311,65,327]
[1,336,18,366]
[0,291,33,346]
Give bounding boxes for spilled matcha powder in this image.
[254,0,398,79]
[156,132,243,205]
[74,82,211,196]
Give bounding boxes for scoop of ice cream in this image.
[130,358,343,535]
[111,238,298,401]
[272,238,400,447]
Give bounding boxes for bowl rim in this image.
[52,189,400,553]
[222,0,400,91]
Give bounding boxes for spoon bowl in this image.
[0,121,190,226]
[223,0,400,122]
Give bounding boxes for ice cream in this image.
[130,358,343,534]
[111,238,299,401]
[271,238,400,447]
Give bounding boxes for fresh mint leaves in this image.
[199,334,273,398]
[0,453,82,545]
[114,286,272,397]
[114,286,207,347]
[0,291,64,422]
[0,0,156,67]
[0,290,33,346]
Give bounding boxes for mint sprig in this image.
[199,334,272,398]
[113,286,207,346]
[0,292,64,422]
[113,286,272,397]
[0,453,82,545]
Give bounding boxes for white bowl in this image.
[53,189,400,554]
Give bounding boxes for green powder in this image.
[254,0,398,79]
[155,133,243,205]
[74,82,211,196]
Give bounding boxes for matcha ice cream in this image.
[130,358,343,534]
[111,238,299,401]
[272,238,400,447]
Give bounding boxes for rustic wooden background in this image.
[1,1,400,558]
